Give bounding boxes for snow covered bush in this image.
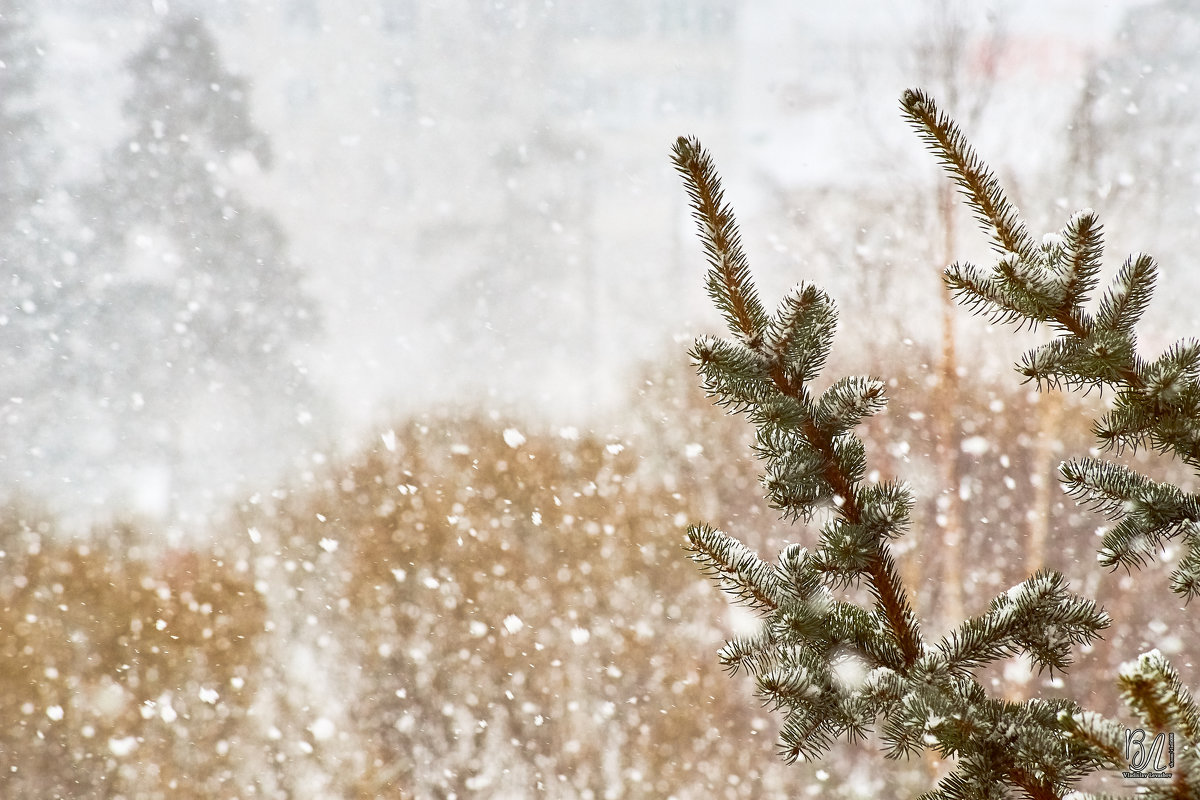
[674,89,1199,798]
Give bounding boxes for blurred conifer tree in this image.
[0,4,72,504]
[70,14,320,518]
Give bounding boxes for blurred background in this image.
[2,0,1198,797]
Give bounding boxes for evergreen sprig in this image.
[902,88,1200,604]
[673,132,1117,797]
[1118,650,1200,741]
[934,570,1110,678]
[901,87,1200,798]
[671,135,768,346]
[674,134,923,667]
[1113,651,1200,800]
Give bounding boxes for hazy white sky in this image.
[19,0,1195,521]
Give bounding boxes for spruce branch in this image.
[764,282,838,386]
[677,87,1200,800]
[945,260,1033,327]
[1096,253,1157,337]
[1064,710,1127,770]
[1058,209,1103,319]
[815,375,889,435]
[684,523,790,613]
[934,570,1110,679]
[901,88,1038,263]
[905,87,1200,799]
[1059,459,1197,523]
[674,136,924,673]
[1171,525,1200,600]
[1019,337,1099,391]
[1118,650,1200,741]
[718,628,777,676]
[672,136,769,346]
[905,87,1200,597]
[690,334,771,410]
[674,132,1117,797]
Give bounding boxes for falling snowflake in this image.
[309,717,336,741]
[108,736,138,757]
